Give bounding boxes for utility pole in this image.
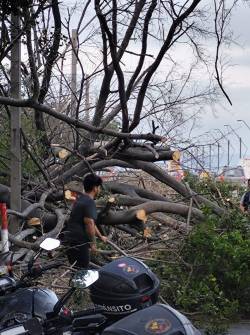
[224,124,245,161]
[85,75,90,121]
[227,139,230,166]
[71,29,77,117]
[71,29,78,149]
[196,146,199,172]
[217,143,220,173]
[209,144,212,171]
[240,137,242,160]
[190,150,193,171]
[10,12,21,233]
[202,146,205,168]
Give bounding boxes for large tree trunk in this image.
[99,200,204,226]
[52,157,223,215]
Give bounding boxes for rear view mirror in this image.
[27,238,61,273]
[40,238,60,251]
[71,270,99,289]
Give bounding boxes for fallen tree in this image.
[0,0,237,267]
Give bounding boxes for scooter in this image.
[0,269,201,335]
[0,247,201,335]
[50,269,201,335]
[38,255,162,333]
[1,251,161,331]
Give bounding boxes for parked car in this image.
[216,166,246,185]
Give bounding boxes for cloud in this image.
[226,64,250,89]
[230,3,250,47]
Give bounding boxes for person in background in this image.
[65,173,107,268]
[240,179,250,213]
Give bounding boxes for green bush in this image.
[183,172,245,206]
[0,112,47,183]
[150,208,250,334]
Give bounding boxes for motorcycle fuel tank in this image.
[0,287,58,326]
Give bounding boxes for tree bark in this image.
[99,200,204,226]
[127,159,224,215]
[104,181,170,201]
[116,148,178,162]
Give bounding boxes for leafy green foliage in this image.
[0,114,10,184]
[183,172,245,205]
[149,205,250,334]
[21,114,46,178]
[0,111,47,184]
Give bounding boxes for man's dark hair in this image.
[83,173,102,192]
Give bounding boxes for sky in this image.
[56,0,250,170]
[196,2,250,167]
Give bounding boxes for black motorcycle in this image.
[0,238,63,329]
[0,249,160,329]
[0,268,201,335]
[0,244,201,335]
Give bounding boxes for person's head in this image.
[83,173,102,197]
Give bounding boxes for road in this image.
[228,323,250,335]
[200,322,250,334]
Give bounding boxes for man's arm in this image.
[95,225,108,243]
[84,217,97,251]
